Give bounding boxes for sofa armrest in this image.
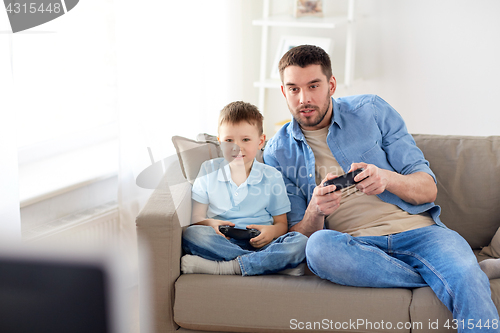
[136,158,192,333]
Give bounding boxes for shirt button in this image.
[309,174,312,177]
[234,192,239,196]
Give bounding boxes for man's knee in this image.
[307,229,344,249]
[456,259,489,286]
[306,230,347,266]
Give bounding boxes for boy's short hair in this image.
[278,45,332,82]
[218,101,263,135]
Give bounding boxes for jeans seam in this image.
[394,250,456,301]
[237,256,247,276]
[354,242,422,278]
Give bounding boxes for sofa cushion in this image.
[480,227,500,258]
[172,133,265,184]
[174,274,413,332]
[408,287,453,333]
[172,135,223,184]
[410,277,500,333]
[413,135,500,249]
[490,279,500,309]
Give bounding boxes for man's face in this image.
[281,64,336,131]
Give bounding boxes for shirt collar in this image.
[247,160,264,185]
[216,158,263,185]
[217,162,232,182]
[331,97,343,129]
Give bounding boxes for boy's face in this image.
[218,121,265,168]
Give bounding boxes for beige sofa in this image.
[136,134,500,333]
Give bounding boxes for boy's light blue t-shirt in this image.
[191,158,291,229]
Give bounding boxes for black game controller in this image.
[322,168,366,191]
[219,226,261,240]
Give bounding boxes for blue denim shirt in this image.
[263,94,443,229]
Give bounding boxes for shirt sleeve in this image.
[264,148,306,228]
[265,168,291,216]
[372,95,437,183]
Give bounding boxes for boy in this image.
[181,101,307,276]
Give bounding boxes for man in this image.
[263,45,498,331]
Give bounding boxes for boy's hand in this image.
[246,225,274,248]
[203,219,235,239]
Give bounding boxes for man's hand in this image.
[349,162,437,205]
[290,173,342,237]
[349,162,390,196]
[307,173,343,216]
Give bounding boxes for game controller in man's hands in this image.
[323,168,366,192]
[219,226,261,240]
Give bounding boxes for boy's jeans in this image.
[182,225,308,276]
[306,224,499,332]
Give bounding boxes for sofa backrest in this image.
[172,133,500,249]
[413,134,500,249]
[172,133,264,185]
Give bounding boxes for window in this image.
[2,0,119,236]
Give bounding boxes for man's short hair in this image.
[218,101,263,135]
[278,45,332,82]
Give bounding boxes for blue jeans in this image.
[182,225,308,276]
[306,225,499,332]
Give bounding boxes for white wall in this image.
[247,0,500,137]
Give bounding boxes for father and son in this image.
[181,45,499,328]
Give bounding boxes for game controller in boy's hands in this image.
[219,226,261,240]
[323,168,366,192]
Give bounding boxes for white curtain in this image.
[0,0,246,263]
[115,0,246,266]
[0,33,21,240]
[0,0,117,244]
[0,123,20,239]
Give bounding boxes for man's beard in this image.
[290,95,331,129]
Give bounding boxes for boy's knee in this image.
[289,231,308,247]
[183,225,213,243]
[287,232,308,260]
